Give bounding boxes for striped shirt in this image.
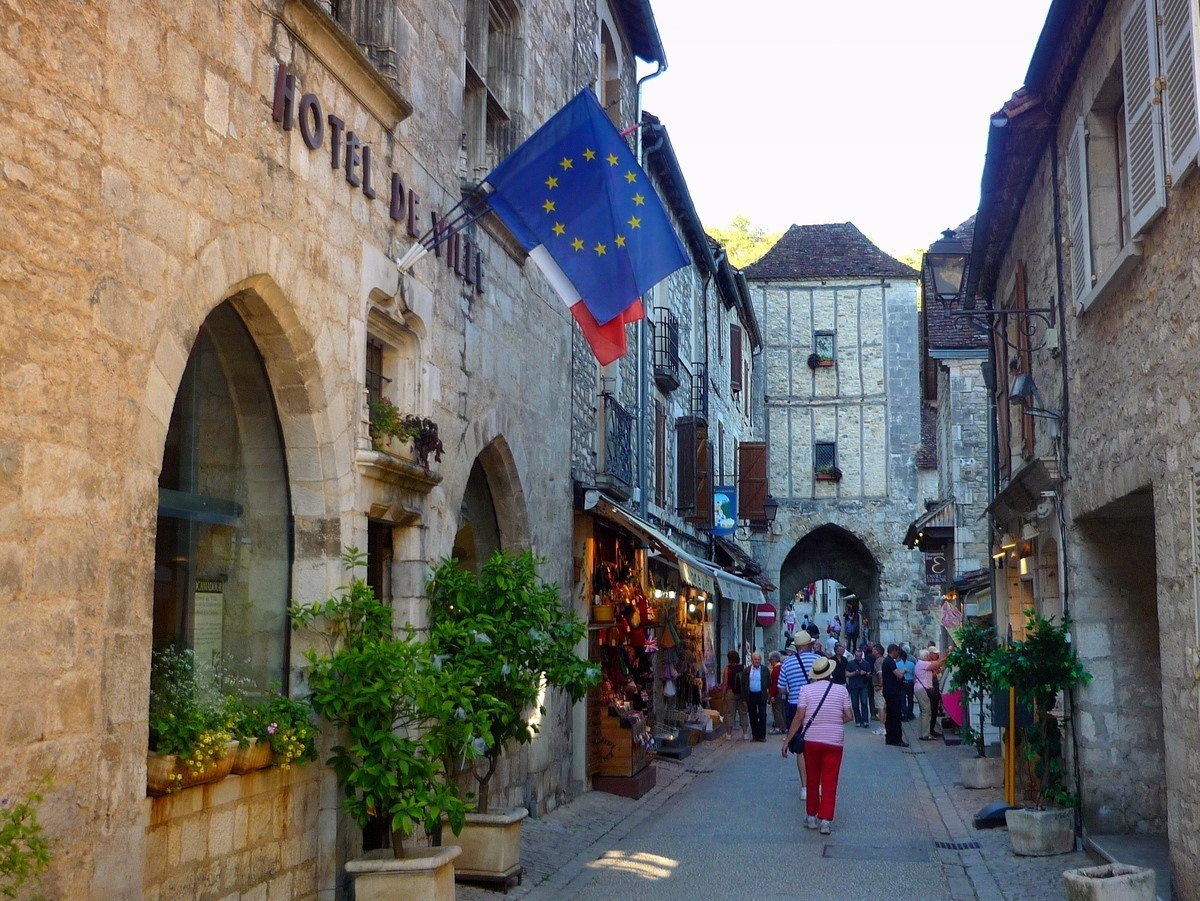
[794,681,852,746]
[777,650,820,700]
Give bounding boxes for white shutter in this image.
[1161,0,1200,183]
[1066,117,1094,307]
[1122,0,1168,236]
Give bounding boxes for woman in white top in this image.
[781,655,852,835]
[914,648,945,741]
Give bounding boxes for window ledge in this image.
[356,448,441,494]
[1077,240,1142,315]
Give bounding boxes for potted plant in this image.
[944,620,1002,789]
[814,465,842,482]
[426,551,598,886]
[989,611,1091,856]
[229,689,317,774]
[368,397,445,473]
[289,548,486,898]
[147,647,237,795]
[806,352,835,369]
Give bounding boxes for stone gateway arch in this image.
[779,525,881,640]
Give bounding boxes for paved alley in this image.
[463,721,1097,901]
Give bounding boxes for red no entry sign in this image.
[756,603,777,627]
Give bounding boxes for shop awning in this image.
[985,457,1060,525]
[588,494,716,593]
[711,567,765,606]
[963,586,993,617]
[903,497,955,548]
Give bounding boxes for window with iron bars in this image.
[814,441,837,473]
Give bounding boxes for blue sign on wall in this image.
[712,485,736,536]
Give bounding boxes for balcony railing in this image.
[652,307,681,392]
[691,363,709,423]
[597,393,635,499]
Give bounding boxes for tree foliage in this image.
[708,215,782,269]
[426,551,598,813]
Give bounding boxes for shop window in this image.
[153,301,291,689]
[463,0,523,180]
[452,458,501,573]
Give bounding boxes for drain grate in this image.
[902,749,926,755]
[934,840,981,850]
[685,768,714,774]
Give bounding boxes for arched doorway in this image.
[451,435,531,570]
[452,457,502,572]
[779,524,881,645]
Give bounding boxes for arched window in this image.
[452,458,501,573]
[153,300,291,688]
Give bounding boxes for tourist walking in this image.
[899,646,916,721]
[781,655,853,835]
[881,644,907,747]
[831,643,848,685]
[768,650,786,735]
[872,643,885,723]
[846,648,872,726]
[777,632,820,798]
[914,648,945,741]
[926,646,945,737]
[721,650,748,740]
[743,651,771,741]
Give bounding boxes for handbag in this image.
[787,682,833,755]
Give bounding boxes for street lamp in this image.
[763,495,779,527]
[923,229,970,304]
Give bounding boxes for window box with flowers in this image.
[815,465,842,482]
[368,397,445,474]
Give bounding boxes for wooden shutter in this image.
[676,417,696,514]
[689,423,712,528]
[1122,0,1168,237]
[1162,0,1200,183]
[1016,262,1036,462]
[1066,117,1094,306]
[737,442,768,521]
[730,324,743,392]
[994,327,1012,482]
[654,400,666,508]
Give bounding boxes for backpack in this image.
[731,668,744,694]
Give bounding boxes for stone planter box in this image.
[345,846,461,901]
[146,743,238,796]
[231,737,272,774]
[1006,806,1075,856]
[452,808,527,886]
[1062,863,1156,900]
[960,754,1003,790]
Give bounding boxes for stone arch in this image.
[451,411,532,554]
[778,524,882,635]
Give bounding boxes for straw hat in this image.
[791,632,814,649]
[809,656,835,681]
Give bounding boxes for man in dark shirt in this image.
[831,643,848,686]
[881,644,908,747]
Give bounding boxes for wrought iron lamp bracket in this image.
[948,303,1057,354]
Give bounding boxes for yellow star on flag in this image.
[542,199,556,213]
[615,234,626,248]
[552,222,566,236]
[606,153,619,166]
[624,171,637,183]
[594,242,607,256]
[583,148,596,161]
[545,175,559,189]
[633,193,645,206]
[560,157,574,170]
[571,237,585,251]
[628,215,642,229]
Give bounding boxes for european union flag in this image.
[484,89,690,326]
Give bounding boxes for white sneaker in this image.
[819,820,832,835]
[805,815,818,830]
[800,787,807,800]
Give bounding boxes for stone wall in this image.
[0,0,610,896]
[143,766,319,901]
[941,356,991,577]
[981,0,1200,883]
[750,276,933,645]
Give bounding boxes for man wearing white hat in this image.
[775,631,821,799]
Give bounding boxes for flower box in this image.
[146,743,238,796]
[232,737,272,774]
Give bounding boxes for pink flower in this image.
[267,723,278,734]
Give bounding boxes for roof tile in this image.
[743,222,917,281]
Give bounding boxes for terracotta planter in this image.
[1062,863,1156,900]
[345,846,461,901]
[1006,806,1075,856]
[451,808,527,882]
[232,737,272,774]
[960,755,1003,790]
[146,752,183,796]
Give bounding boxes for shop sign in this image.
[711,485,736,536]
[924,551,947,585]
[270,63,484,293]
[755,603,776,627]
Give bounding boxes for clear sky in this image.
[640,0,1053,258]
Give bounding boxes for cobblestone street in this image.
[460,720,1098,901]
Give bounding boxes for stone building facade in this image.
[744,224,932,645]
[966,0,1200,886]
[906,217,992,621]
[0,0,665,897]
